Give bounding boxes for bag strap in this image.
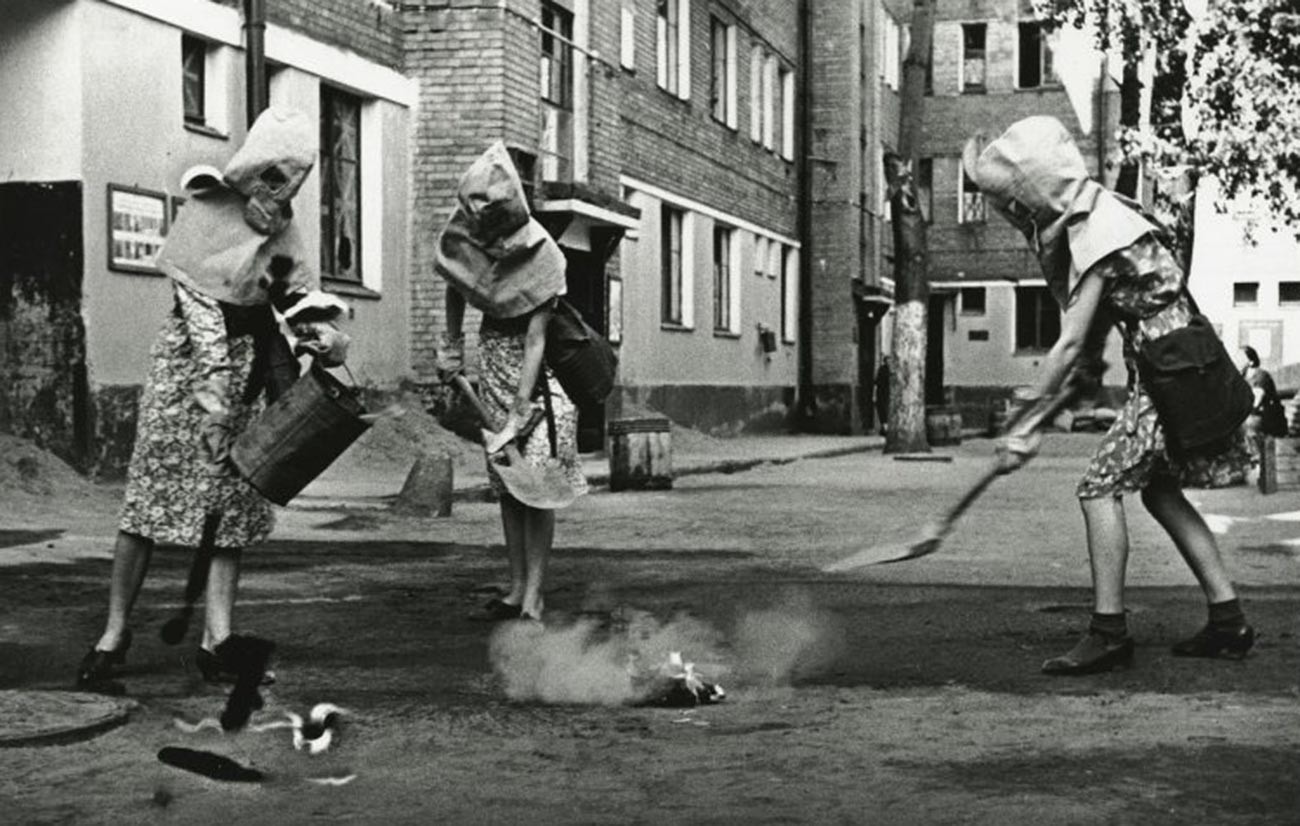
[540,368,558,459]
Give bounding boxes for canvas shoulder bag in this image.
[1137,301,1253,454]
[545,297,618,409]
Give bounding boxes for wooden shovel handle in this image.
[453,375,500,430]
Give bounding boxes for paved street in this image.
[1,433,1298,824]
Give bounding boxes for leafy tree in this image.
[1034,0,1300,254]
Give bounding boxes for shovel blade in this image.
[491,451,579,510]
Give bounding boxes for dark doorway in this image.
[856,302,879,434]
[559,246,608,453]
[926,294,947,406]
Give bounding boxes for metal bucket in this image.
[231,366,371,505]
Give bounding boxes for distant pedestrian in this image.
[874,357,892,435]
[434,142,587,623]
[76,109,350,694]
[1241,345,1287,455]
[967,116,1255,676]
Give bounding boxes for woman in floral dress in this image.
[968,116,1255,675]
[77,109,348,693]
[435,142,587,622]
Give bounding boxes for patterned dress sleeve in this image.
[173,281,233,415]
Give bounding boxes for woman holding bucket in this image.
[435,142,588,623]
[75,108,349,694]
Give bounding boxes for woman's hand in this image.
[293,321,351,366]
[994,431,1041,475]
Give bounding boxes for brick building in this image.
[0,0,416,475]
[918,0,1126,428]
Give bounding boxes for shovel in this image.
[822,383,1079,571]
[453,375,579,510]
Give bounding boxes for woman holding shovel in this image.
[75,109,349,694]
[968,117,1255,675]
[434,142,587,623]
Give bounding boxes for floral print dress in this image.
[1075,235,1252,498]
[119,282,273,548]
[478,310,588,502]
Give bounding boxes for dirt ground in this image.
[1,433,1299,824]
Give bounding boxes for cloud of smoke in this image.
[487,610,724,706]
[731,592,844,685]
[487,592,842,705]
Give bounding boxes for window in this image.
[881,12,901,91]
[657,0,690,99]
[781,245,798,343]
[780,66,795,160]
[320,86,362,282]
[961,165,986,223]
[710,17,738,127]
[1234,282,1260,306]
[767,236,780,280]
[917,157,933,222]
[713,226,739,333]
[749,46,764,143]
[1280,281,1300,305]
[763,54,777,150]
[962,23,987,92]
[180,35,229,134]
[662,205,685,325]
[960,286,986,315]
[1018,22,1057,88]
[540,2,574,182]
[754,235,768,278]
[1016,286,1060,351]
[620,2,636,69]
[182,35,206,125]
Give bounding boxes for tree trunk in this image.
[885,0,935,454]
[1114,61,1142,198]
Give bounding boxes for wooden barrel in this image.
[988,399,1010,437]
[925,406,963,446]
[608,417,673,491]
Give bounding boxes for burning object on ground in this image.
[633,651,726,708]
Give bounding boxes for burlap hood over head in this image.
[966,116,1162,306]
[434,141,566,319]
[156,108,319,307]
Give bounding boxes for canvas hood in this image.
[967,116,1161,305]
[434,141,566,319]
[156,108,319,307]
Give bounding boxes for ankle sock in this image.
[1207,598,1245,629]
[1088,611,1129,640]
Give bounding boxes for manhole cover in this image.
[0,690,134,747]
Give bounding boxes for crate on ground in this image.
[1258,436,1300,494]
[608,416,673,491]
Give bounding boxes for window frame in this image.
[709,16,738,128]
[713,225,741,335]
[620,2,636,70]
[961,22,988,93]
[1279,281,1300,306]
[959,286,986,316]
[539,1,575,182]
[960,163,986,224]
[749,46,764,143]
[1014,285,1061,353]
[781,245,798,344]
[779,65,795,160]
[1017,21,1058,89]
[656,0,691,100]
[1233,282,1261,307]
[182,34,206,126]
[320,84,364,284]
[661,204,688,327]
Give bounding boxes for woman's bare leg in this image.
[499,495,528,606]
[94,531,154,651]
[1140,479,1237,604]
[519,506,555,619]
[201,548,242,651]
[1080,495,1131,614]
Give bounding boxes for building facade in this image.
[0,0,416,475]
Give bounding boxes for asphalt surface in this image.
[1,432,1298,824]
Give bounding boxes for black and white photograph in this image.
[1,0,1297,823]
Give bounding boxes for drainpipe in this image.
[796,0,814,428]
[244,0,268,127]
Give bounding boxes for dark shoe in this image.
[214,634,276,732]
[469,598,522,622]
[195,644,276,686]
[1171,623,1255,659]
[1041,631,1135,676]
[75,630,132,694]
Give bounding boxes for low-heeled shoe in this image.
[1171,623,1255,659]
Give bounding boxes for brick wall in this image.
[211,0,405,70]
[618,0,799,236]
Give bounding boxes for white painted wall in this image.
[0,1,83,181]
